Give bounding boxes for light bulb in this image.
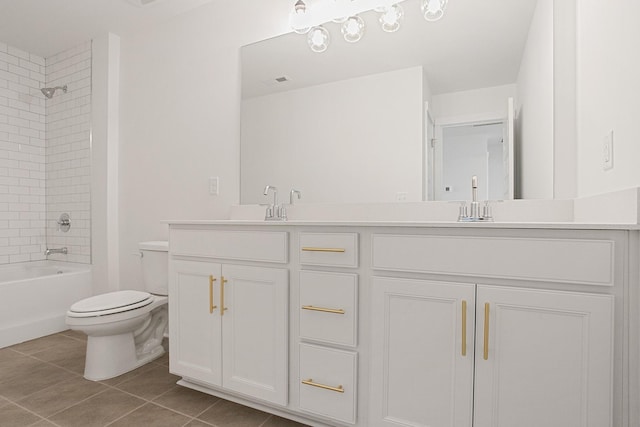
[421,0,448,22]
[290,0,309,34]
[341,15,365,43]
[307,26,330,53]
[379,4,404,33]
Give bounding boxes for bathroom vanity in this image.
[166,220,638,427]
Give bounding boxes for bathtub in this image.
[0,261,92,348]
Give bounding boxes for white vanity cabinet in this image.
[473,285,613,427]
[168,228,289,406]
[370,277,476,427]
[370,278,613,427]
[369,232,616,427]
[297,232,359,424]
[165,222,632,427]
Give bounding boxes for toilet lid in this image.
[69,290,152,316]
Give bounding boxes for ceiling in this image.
[242,0,539,98]
[0,0,214,58]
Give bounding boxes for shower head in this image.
[41,85,67,99]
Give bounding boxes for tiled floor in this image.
[0,331,309,427]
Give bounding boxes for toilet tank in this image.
[139,241,169,296]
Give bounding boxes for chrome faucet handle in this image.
[289,189,301,205]
[482,201,493,221]
[458,202,468,221]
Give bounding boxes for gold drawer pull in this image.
[301,305,345,315]
[302,379,344,393]
[220,276,228,316]
[301,247,346,253]
[209,275,217,313]
[461,300,467,357]
[483,302,490,360]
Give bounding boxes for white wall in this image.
[117,0,290,290]
[241,67,424,204]
[516,0,554,199]
[92,33,120,295]
[576,0,640,197]
[431,84,516,121]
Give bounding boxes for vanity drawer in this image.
[170,228,288,263]
[299,271,358,347]
[299,232,358,268]
[299,343,357,424]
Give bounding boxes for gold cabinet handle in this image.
[483,302,490,360]
[461,300,467,357]
[301,247,345,253]
[209,275,217,313]
[301,305,345,315]
[220,276,228,316]
[302,379,344,393]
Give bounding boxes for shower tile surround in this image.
[0,41,91,265]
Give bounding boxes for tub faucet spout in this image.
[45,247,68,256]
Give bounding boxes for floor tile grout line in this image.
[12,376,105,419]
[258,414,275,427]
[102,400,149,427]
[2,397,50,426]
[193,396,223,419]
[43,387,112,420]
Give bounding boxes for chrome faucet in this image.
[458,176,493,222]
[263,185,287,221]
[45,247,68,256]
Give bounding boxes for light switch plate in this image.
[209,176,219,195]
[603,130,613,171]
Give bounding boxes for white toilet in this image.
[66,241,169,381]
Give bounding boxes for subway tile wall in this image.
[0,41,91,265]
[0,42,47,264]
[45,41,92,264]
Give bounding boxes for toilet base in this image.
[84,332,165,381]
[81,304,169,381]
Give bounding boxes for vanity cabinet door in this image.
[221,264,289,406]
[370,277,475,427]
[473,285,614,427]
[169,259,222,387]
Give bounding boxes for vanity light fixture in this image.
[293,0,311,34]
[308,26,331,52]
[421,0,448,21]
[290,0,445,52]
[378,3,404,32]
[342,15,366,42]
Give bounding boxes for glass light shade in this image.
[379,4,404,33]
[290,0,309,34]
[341,15,365,43]
[307,26,330,53]
[293,26,310,34]
[421,0,448,22]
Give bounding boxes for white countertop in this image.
[163,219,640,230]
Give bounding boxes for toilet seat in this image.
[68,290,153,318]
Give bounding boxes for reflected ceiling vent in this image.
[261,76,292,87]
[126,0,161,7]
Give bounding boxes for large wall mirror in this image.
[241,0,552,204]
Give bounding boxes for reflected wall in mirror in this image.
[241,0,553,204]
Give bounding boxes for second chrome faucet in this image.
[263,186,302,221]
